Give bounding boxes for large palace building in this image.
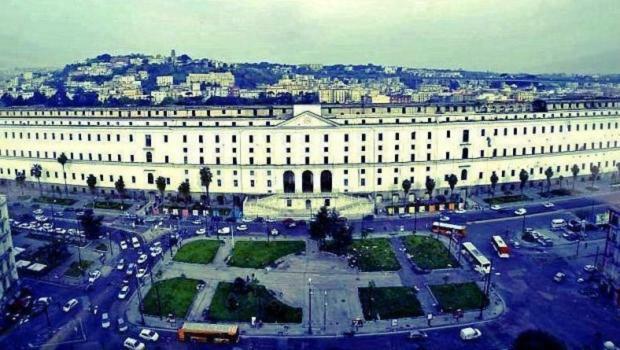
[1,99,619,217]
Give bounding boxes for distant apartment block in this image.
[186,72,235,87]
[156,75,174,87]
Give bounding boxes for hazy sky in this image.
[1,0,619,74]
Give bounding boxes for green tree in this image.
[57,152,69,196]
[571,164,580,189]
[617,162,620,178]
[86,174,97,208]
[589,164,600,188]
[80,210,103,240]
[156,176,167,199]
[401,179,411,204]
[114,176,126,205]
[544,167,554,194]
[30,164,43,196]
[178,180,191,208]
[490,171,499,197]
[309,207,351,252]
[15,170,26,196]
[513,329,566,350]
[425,177,436,199]
[447,174,458,197]
[199,167,213,204]
[558,175,564,189]
[519,169,529,195]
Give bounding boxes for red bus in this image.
[491,235,510,258]
[177,322,240,344]
[431,222,467,237]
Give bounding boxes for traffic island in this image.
[64,260,93,278]
[35,196,77,206]
[143,277,201,318]
[208,280,302,323]
[324,238,400,272]
[429,282,488,313]
[358,285,424,320]
[173,239,222,264]
[402,235,459,270]
[227,240,305,269]
[91,200,133,210]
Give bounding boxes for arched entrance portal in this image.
[320,170,332,192]
[302,171,314,193]
[283,171,295,193]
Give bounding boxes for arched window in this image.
[283,171,295,193]
[461,169,468,181]
[462,148,469,159]
[147,173,154,184]
[146,152,152,163]
[302,170,314,193]
[320,170,332,192]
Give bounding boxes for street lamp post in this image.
[323,290,327,332]
[521,213,526,233]
[308,278,313,335]
[107,231,113,256]
[478,259,493,320]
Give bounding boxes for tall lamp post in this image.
[308,278,313,335]
[478,259,493,319]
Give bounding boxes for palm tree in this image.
[30,164,43,196]
[156,176,167,199]
[558,175,564,189]
[425,177,436,199]
[86,174,97,208]
[401,179,411,204]
[617,162,620,178]
[57,152,69,196]
[571,164,580,189]
[114,176,126,205]
[590,164,600,188]
[544,167,554,194]
[519,169,529,195]
[199,167,213,204]
[178,180,191,209]
[15,171,26,196]
[490,172,499,197]
[448,174,458,198]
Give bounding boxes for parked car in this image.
[101,312,111,329]
[543,202,555,208]
[118,286,130,300]
[131,237,140,248]
[195,228,206,235]
[584,265,597,273]
[217,227,231,235]
[117,317,128,332]
[490,205,501,211]
[149,247,162,257]
[553,272,566,283]
[460,327,482,340]
[399,213,412,218]
[126,263,136,276]
[454,209,466,214]
[62,298,79,312]
[514,208,527,216]
[88,270,101,283]
[551,219,567,230]
[236,224,248,231]
[123,337,146,350]
[116,259,126,271]
[270,228,279,236]
[408,330,428,340]
[139,328,160,342]
[120,240,128,250]
[136,268,147,279]
[439,215,450,222]
[137,254,148,264]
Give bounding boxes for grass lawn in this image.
[228,240,305,269]
[173,239,222,264]
[358,286,424,320]
[430,282,488,312]
[92,200,133,210]
[35,196,77,206]
[143,277,201,317]
[209,281,302,323]
[64,260,93,277]
[402,235,459,269]
[484,194,529,205]
[348,238,400,272]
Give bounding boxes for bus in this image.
[431,222,467,237]
[461,242,491,274]
[491,235,510,258]
[177,322,240,344]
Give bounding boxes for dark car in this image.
[362,215,375,221]
[225,217,236,223]
[408,330,428,340]
[253,217,265,223]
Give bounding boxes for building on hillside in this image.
[0,194,19,304]
[156,76,174,87]
[186,72,235,88]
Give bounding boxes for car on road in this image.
[490,205,501,211]
[36,297,52,306]
[131,237,140,248]
[136,268,147,279]
[460,327,482,340]
[551,218,567,230]
[88,270,101,283]
[137,254,148,264]
[236,224,248,231]
[408,330,428,340]
[150,247,162,257]
[116,259,126,271]
[584,265,597,273]
[362,214,375,221]
[454,209,466,214]
[241,217,253,223]
[270,228,279,236]
[101,312,111,328]
[196,281,206,290]
[192,218,202,225]
[253,217,265,223]
[265,217,276,223]
[123,337,146,350]
[118,286,130,300]
[514,208,527,216]
[117,317,128,332]
[126,263,136,276]
[62,298,79,312]
[120,240,128,250]
[195,228,206,235]
[139,328,160,342]
[553,272,566,283]
[439,215,450,222]
[217,227,231,235]
[399,213,411,218]
[543,202,555,208]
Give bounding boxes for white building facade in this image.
[0,99,619,214]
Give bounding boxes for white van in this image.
[551,219,566,230]
[131,237,140,248]
[460,327,482,340]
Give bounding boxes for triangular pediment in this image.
[277,111,339,128]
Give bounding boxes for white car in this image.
[150,247,162,257]
[460,327,482,340]
[137,254,148,264]
[217,227,231,235]
[241,217,253,223]
[270,228,279,236]
[116,259,126,270]
[88,270,101,283]
[126,263,136,276]
[195,228,206,235]
[490,205,501,211]
[33,209,44,215]
[192,219,202,225]
[131,237,141,248]
[514,208,527,216]
[454,209,466,214]
[439,215,450,222]
[584,265,597,272]
[543,202,555,208]
[120,240,128,250]
[42,223,53,229]
[139,328,160,342]
[123,337,146,350]
[101,312,111,329]
[118,285,130,300]
[55,228,67,234]
[265,218,276,223]
[62,298,79,312]
[37,297,53,306]
[236,224,248,231]
[136,268,147,279]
